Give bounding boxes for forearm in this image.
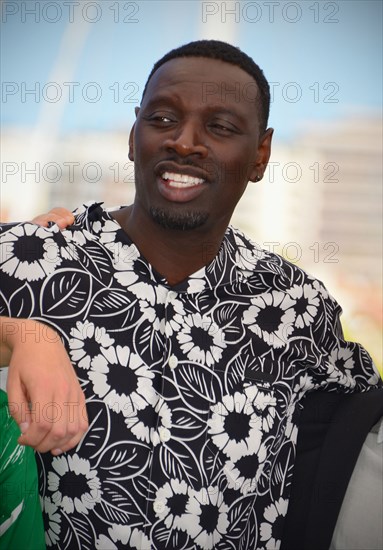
[0,317,12,366]
[0,316,60,367]
[0,315,88,453]
[1,316,30,367]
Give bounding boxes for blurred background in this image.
[1,0,382,373]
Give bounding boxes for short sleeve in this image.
[307,283,381,393]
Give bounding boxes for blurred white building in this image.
[234,114,382,283]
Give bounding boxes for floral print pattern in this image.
[0,202,379,550]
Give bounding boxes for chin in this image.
[149,206,209,231]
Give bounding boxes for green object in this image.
[0,389,45,549]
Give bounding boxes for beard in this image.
[150,206,209,231]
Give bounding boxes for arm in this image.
[307,283,381,392]
[31,206,74,229]
[1,316,88,454]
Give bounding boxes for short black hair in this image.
[142,40,270,133]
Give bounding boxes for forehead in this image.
[143,57,260,112]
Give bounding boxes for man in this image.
[0,40,381,549]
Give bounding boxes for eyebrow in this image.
[142,95,250,124]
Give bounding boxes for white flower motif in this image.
[285,415,299,445]
[48,454,101,515]
[224,441,268,495]
[184,487,229,549]
[58,233,79,261]
[128,527,151,550]
[42,496,61,547]
[137,285,168,322]
[112,244,157,303]
[124,401,153,443]
[89,344,155,415]
[155,478,190,531]
[98,219,120,244]
[112,242,139,271]
[234,235,265,273]
[69,320,114,370]
[244,385,277,432]
[164,298,186,337]
[208,392,263,461]
[68,229,87,247]
[150,399,172,446]
[310,277,329,300]
[329,347,355,371]
[92,220,102,234]
[324,360,356,389]
[0,224,62,281]
[287,283,320,328]
[138,300,165,333]
[186,267,207,293]
[176,312,226,366]
[96,524,151,549]
[243,291,296,348]
[121,279,157,303]
[294,372,316,396]
[124,396,171,445]
[260,497,288,549]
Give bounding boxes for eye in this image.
[152,115,173,123]
[209,120,238,136]
[212,123,234,133]
[143,113,176,126]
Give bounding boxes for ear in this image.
[128,107,140,162]
[249,128,273,182]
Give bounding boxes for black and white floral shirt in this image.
[0,203,379,550]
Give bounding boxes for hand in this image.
[32,207,74,230]
[2,317,88,454]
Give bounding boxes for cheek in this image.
[217,154,254,187]
[139,143,172,168]
[216,172,249,208]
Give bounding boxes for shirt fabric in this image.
[0,202,380,550]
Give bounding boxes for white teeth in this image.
[162,171,204,188]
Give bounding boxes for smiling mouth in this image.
[162,171,205,188]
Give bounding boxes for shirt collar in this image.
[78,202,266,294]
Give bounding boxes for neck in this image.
[111,205,227,286]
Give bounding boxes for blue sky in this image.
[1,0,382,140]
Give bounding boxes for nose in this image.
[163,119,208,158]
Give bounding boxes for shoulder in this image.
[0,202,112,283]
[0,202,112,244]
[227,225,331,298]
[0,221,66,282]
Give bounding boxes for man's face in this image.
[129,56,272,232]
